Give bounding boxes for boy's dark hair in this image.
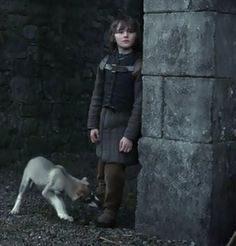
[109,15,141,52]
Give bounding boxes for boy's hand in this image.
[90,129,100,143]
[119,137,133,153]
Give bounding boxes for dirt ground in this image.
[0,155,195,246]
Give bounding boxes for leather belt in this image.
[104,63,134,73]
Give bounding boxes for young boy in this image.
[87,15,142,227]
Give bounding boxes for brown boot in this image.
[97,208,117,228]
[96,163,125,228]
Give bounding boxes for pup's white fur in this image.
[10,156,90,222]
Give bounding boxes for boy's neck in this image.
[117,47,133,55]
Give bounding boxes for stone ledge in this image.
[144,0,236,14]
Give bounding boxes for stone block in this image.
[18,119,38,137]
[162,77,236,142]
[163,77,213,142]
[14,57,37,77]
[0,149,19,167]
[142,76,162,138]
[0,128,11,147]
[212,79,236,141]
[136,137,236,245]
[0,86,10,103]
[23,25,38,40]
[136,137,212,244]
[144,0,236,14]
[215,14,236,78]
[143,13,215,76]
[26,136,50,156]
[0,0,29,14]
[144,0,191,12]
[10,76,42,103]
[191,0,236,13]
[43,77,66,102]
[4,32,28,59]
[20,102,52,118]
[210,142,236,246]
[7,15,28,30]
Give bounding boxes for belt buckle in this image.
[111,64,116,73]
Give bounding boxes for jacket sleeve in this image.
[87,65,104,130]
[124,69,142,142]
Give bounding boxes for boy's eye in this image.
[116,29,125,34]
[116,28,135,34]
[127,28,135,33]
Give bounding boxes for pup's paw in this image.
[58,214,74,222]
[66,216,74,222]
[10,208,19,214]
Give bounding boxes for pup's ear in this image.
[81,177,89,186]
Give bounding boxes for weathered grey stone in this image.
[19,118,38,137]
[26,136,50,156]
[0,12,7,30]
[144,0,191,13]
[7,14,28,30]
[0,84,10,104]
[0,72,8,85]
[20,104,40,117]
[144,0,236,13]
[136,137,212,244]
[3,32,28,59]
[136,137,236,245]
[163,77,213,143]
[0,148,19,166]
[23,25,38,40]
[142,76,162,138]
[20,102,52,118]
[191,0,236,13]
[14,57,37,77]
[210,142,236,246]
[28,2,49,16]
[0,0,29,14]
[139,1,236,245]
[215,14,236,78]
[212,79,236,141]
[10,76,41,103]
[43,77,65,102]
[163,77,236,143]
[143,13,215,76]
[0,128,11,147]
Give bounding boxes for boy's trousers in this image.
[97,161,125,211]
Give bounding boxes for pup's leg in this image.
[42,185,73,222]
[10,174,31,214]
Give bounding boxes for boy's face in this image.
[114,23,137,50]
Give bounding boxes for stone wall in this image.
[0,0,143,167]
[136,1,236,245]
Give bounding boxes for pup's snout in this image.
[83,192,101,208]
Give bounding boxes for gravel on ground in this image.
[0,162,196,246]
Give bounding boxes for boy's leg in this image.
[97,162,125,227]
[96,159,106,201]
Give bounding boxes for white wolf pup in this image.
[10,156,90,222]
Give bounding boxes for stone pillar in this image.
[136,1,236,245]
